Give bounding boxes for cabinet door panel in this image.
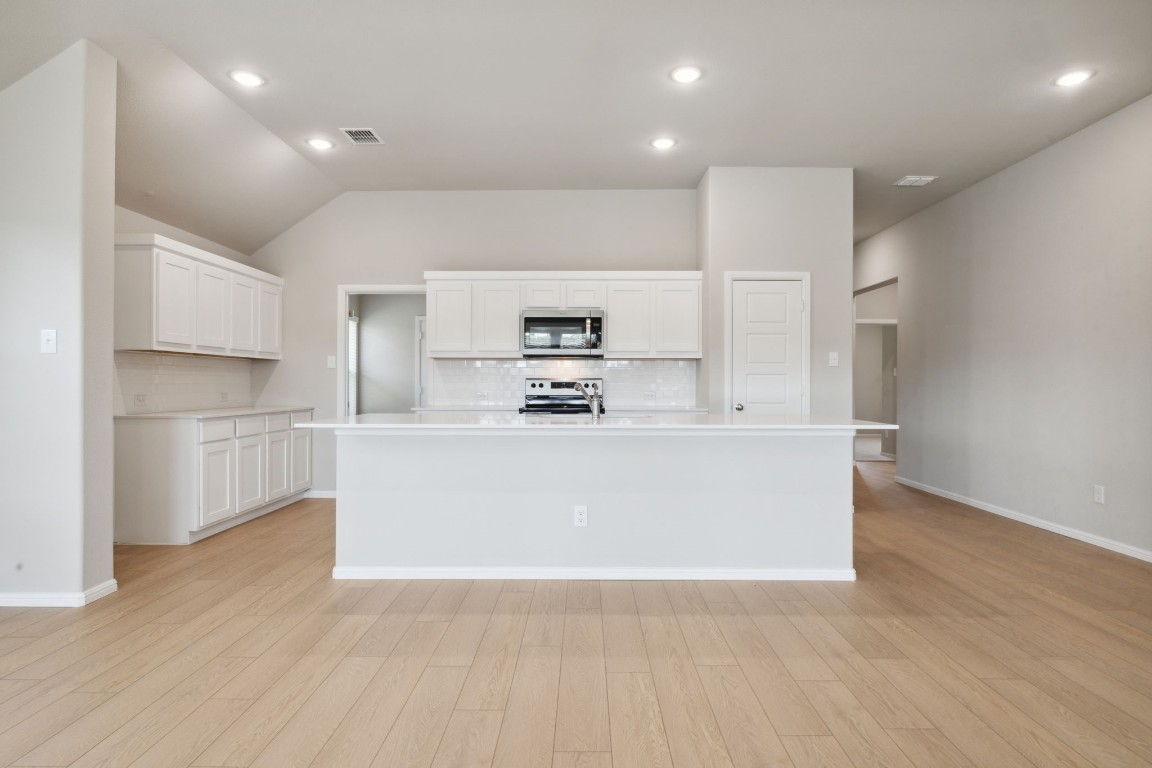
[653,281,702,356]
[291,428,312,493]
[472,281,520,355]
[266,430,291,502]
[258,283,282,356]
[426,281,473,353]
[236,434,266,513]
[564,281,605,309]
[230,275,259,353]
[199,439,236,526]
[521,281,562,309]
[605,282,652,354]
[195,264,230,351]
[155,252,196,347]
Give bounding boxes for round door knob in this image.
[735,403,744,411]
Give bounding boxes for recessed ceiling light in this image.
[894,175,938,187]
[670,65,703,84]
[306,138,334,150]
[228,70,266,87]
[1054,70,1094,87]
[650,137,677,150]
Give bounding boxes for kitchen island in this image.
[303,413,894,581]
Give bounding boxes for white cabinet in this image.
[199,439,235,526]
[257,282,282,356]
[229,274,259,354]
[266,429,291,502]
[653,281,702,357]
[520,280,604,310]
[236,434,266,513]
[605,282,652,355]
[472,281,520,354]
[424,271,703,359]
[155,252,196,348]
[521,281,562,308]
[427,280,520,358]
[291,428,312,494]
[114,407,313,545]
[195,263,231,352]
[427,281,473,353]
[115,234,284,360]
[564,281,605,309]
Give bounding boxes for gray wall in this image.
[356,294,427,414]
[697,167,855,416]
[250,189,698,491]
[855,282,897,320]
[853,324,884,423]
[855,92,1152,558]
[0,41,117,599]
[880,326,897,455]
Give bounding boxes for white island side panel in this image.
[333,431,854,580]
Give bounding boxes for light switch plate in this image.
[828,351,839,367]
[327,355,336,369]
[40,329,57,354]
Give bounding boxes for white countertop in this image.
[303,412,896,434]
[115,405,313,420]
[411,406,709,413]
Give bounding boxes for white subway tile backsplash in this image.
[115,352,253,414]
[429,358,696,409]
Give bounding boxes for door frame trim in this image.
[723,271,811,416]
[335,284,426,417]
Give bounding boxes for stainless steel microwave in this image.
[520,310,604,357]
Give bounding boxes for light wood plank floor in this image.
[3,462,1152,767]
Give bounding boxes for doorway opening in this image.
[336,285,427,417]
[853,280,897,461]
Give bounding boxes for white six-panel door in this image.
[732,280,804,415]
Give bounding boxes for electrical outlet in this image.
[133,394,148,407]
[643,392,656,399]
[1093,485,1105,504]
[574,505,588,527]
[219,392,228,403]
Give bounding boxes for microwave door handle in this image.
[585,317,591,349]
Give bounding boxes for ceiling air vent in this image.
[894,175,938,187]
[341,128,382,145]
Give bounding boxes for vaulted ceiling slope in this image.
[3,0,1151,252]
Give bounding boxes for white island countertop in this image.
[302,412,896,435]
[115,405,313,420]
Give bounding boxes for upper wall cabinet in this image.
[520,280,605,310]
[115,235,284,360]
[425,271,702,359]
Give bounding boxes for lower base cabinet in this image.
[236,434,267,513]
[116,408,313,544]
[199,439,236,526]
[267,429,291,502]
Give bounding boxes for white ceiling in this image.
[3,0,1151,253]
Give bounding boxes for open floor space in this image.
[2,463,1151,768]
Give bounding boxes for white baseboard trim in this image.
[0,578,118,607]
[332,566,856,581]
[306,490,336,499]
[188,492,309,543]
[895,476,1152,565]
[85,579,119,604]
